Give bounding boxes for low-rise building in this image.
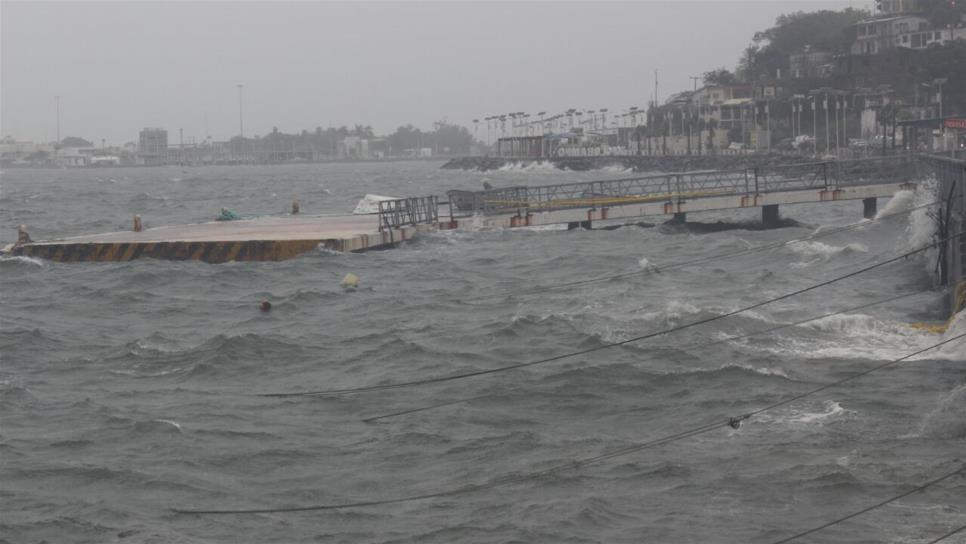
[138,128,168,165]
[852,15,931,55]
[903,25,966,49]
[789,48,834,79]
[54,147,96,167]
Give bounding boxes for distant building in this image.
[903,25,966,49]
[138,128,168,165]
[876,0,923,15]
[339,136,370,159]
[852,15,930,55]
[789,48,834,79]
[54,147,96,167]
[0,138,54,164]
[89,155,121,166]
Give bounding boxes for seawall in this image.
[442,154,819,172]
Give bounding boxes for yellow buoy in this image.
[341,273,359,290]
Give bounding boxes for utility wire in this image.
[464,200,936,302]
[925,523,966,544]
[770,465,966,544]
[262,236,952,398]
[363,290,924,422]
[176,332,965,515]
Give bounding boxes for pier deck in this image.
[5,157,923,264]
[470,181,913,229]
[5,213,435,263]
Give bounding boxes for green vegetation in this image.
[59,136,93,147]
[738,8,869,80]
[920,0,966,27]
[703,68,738,86]
[920,40,966,112]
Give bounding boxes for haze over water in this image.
[2,161,964,542]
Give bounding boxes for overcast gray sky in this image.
[2,1,861,145]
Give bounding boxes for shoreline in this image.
[442,154,841,172]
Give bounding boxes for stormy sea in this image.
[1,160,964,543]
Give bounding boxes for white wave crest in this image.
[353,194,399,214]
[153,419,182,431]
[875,190,916,220]
[727,362,790,379]
[0,255,45,267]
[755,311,945,361]
[759,400,852,427]
[496,161,559,172]
[918,384,966,439]
[639,299,701,323]
[789,241,868,262]
[902,180,938,268]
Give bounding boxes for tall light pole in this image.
[236,84,245,162]
[55,95,61,144]
[812,96,817,153]
[824,91,830,155]
[933,77,947,153]
[237,84,244,138]
[833,93,840,155]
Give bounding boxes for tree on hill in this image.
[389,125,423,152]
[738,8,868,80]
[920,40,966,115]
[60,136,93,147]
[920,0,966,27]
[703,68,739,86]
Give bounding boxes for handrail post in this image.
[754,167,759,194]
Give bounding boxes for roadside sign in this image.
[944,118,966,130]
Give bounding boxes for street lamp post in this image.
[824,92,830,155]
[933,77,948,153]
[55,95,61,144]
[812,96,817,154]
[765,101,770,152]
[842,96,848,153]
[833,94,840,155]
[237,84,244,161]
[237,84,244,137]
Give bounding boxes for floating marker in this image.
[341,273,360,290]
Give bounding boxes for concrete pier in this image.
[4,214,437,263]
[762,205,781,228]
[5,157,924,266]
[863,197,877,219]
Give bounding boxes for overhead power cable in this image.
[465,200,936,302]
[262,236,953,398]
[363,290,924,422]
[925,523,966,544]
[177,332,965,515]
[770,465,966,544]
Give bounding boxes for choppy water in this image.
[1,161,964,543]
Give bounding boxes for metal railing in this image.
[447,155,920,215]
[377,196,439,232]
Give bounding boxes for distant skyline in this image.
[2,1,863,145]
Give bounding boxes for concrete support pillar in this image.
[863,197,877,219]
[567,220,592,230]
[672,212,686,223]
[762,204,780,228]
